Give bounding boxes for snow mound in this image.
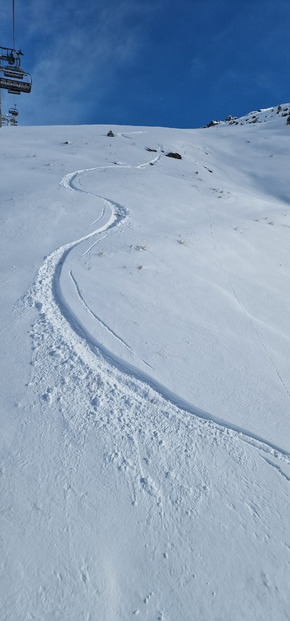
[204,103,290,128]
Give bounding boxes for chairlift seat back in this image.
[3,69,24,79]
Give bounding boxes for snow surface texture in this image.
[1,108,290,620]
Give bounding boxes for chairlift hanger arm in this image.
[0,46,23,54]
[0,46,23,66]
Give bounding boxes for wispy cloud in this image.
[1,0,161,124]
[190,57,205,79]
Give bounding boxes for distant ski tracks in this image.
[28,156,290,471]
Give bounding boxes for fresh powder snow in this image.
[1,106,290,620]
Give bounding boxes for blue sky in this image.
[0,0,290,127]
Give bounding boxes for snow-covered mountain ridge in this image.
[204,102,290,127]
[1,114,290,620]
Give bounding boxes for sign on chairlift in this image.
[0,75,31,93]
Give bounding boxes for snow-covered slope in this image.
[1,113,290,620]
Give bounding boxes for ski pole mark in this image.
[69,270,134,355]
[260,456,290,482]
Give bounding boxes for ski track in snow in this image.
[81,233,107,257]
[27,156,290,467]
[69,269,134,355]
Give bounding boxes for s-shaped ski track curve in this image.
[29,162,290,467]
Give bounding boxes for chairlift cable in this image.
[12,0,15,112]
[12,0,15,50]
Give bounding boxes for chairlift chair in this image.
[0,65,32,94]
[8,105,18,116]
